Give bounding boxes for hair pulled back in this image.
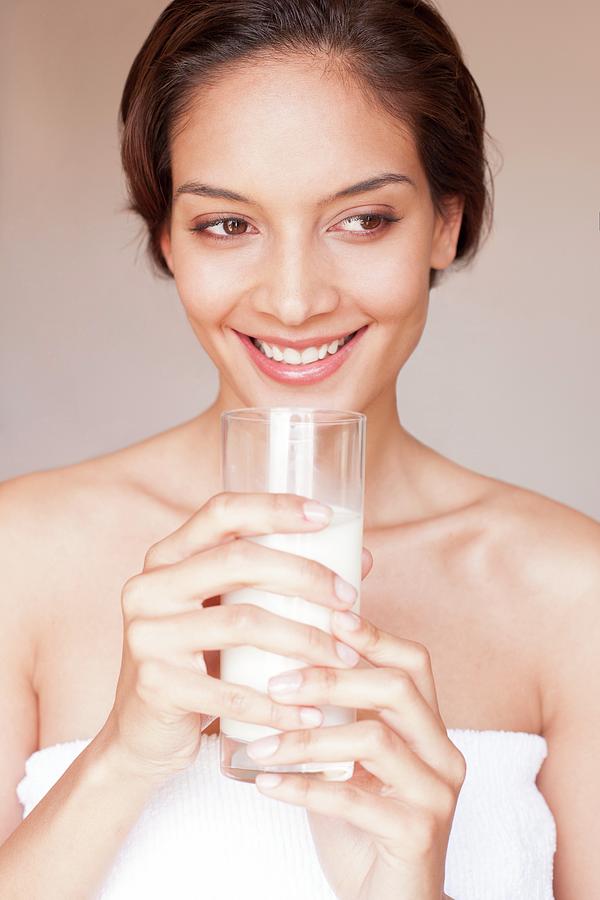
[120,0,496,288]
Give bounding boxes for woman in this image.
[1,1,598,897]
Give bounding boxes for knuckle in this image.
[322,666,338,692]
[229,602,260,633]
[362,619,383,654]
[267,700,290,729]
[305,623,327,656]
[272,492,291,516]
[224,687,249,718]
[298,728,313,754]
[221,537,247,571]
[363,719,393,754]
[125,618,150,660]
[121,574,145,618]
[450,747,467,788]
[409,641,432,674]
[390,670,413,699]
[143,543,165,571]
[339,781,363,808]
[208,491,231,521]
[302,555,326,593]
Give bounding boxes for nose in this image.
[250,232,340,327]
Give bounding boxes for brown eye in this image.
[336,213,400,236]
[360,215,383,230]
[190,217,253,239]
[222,218,248,235]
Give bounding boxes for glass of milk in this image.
[219,407,365,783]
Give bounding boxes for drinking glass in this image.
[219,407,366,783]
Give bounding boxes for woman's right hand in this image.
[100,492,367,785]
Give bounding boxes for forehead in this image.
[170,53,422,203]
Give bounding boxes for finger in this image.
[135,659,324,733]
[143,492,334,570]
[330,610,440,715]
[126,606,362,674]
[122,539,358,618]
[247,720,456,808]
[360,547,373,580]
[265,665,456,783]
[254,770,428,853]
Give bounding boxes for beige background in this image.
[1,0,599,519]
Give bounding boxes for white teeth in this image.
[301,347,319,364]
[253,331,355,364]
[282,347,302,365]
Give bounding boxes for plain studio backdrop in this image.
[1,0,599,519]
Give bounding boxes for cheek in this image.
[348,250,428,326]
[170,240,240,324]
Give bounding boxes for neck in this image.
[177,384,451,531]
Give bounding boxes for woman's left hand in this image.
[246,572,465,900]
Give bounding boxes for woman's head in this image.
[119,0,495,410]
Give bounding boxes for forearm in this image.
[0,726,159,899]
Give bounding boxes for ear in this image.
[159,221,174,274]
[430,194,465,272]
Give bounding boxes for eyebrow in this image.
[174,172,416,205]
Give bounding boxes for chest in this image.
[34,530,543,747]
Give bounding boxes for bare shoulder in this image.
[474,477,600,713]
[0,453,144,588]
[0,428,192,611]
[482,478,600,602]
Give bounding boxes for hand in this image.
[100,492,366,784]
[246,610,466,900]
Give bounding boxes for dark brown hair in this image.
[119,0,497,289]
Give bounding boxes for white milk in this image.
[220,504,363,744]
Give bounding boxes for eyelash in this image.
[189,212,401,242]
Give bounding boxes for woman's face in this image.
[161,54,463,412]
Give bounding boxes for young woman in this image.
[1,1,598,898]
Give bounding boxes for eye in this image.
[335,213,401,236]
[190,217,255,240]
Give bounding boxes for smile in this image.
[233,325,368,386]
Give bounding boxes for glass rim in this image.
[221,406,365,425]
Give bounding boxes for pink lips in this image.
[234,325,368,385]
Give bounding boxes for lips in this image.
[233,325,368,386]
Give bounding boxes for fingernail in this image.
[334,575,357,606]
[332,610,361,631]
[247,734,280,759]
[303,501,332,523]
[256,772,283,789]
[300,706,323,726]
[268,669,303,694]
[335,641,360,666]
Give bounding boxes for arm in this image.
[0,476,159,898]
[0,726,158,899]
[0,732,159,900]
[535,526,600,899]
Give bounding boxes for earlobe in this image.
[430,195,465,272]
[159,225,174,274]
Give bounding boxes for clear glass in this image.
[219,407,366,784]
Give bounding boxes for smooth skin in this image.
[1,51,599,899]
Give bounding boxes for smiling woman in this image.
[1,1,599,899]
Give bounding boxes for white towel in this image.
[17,728,556,899]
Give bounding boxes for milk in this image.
[220,504,363,745]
